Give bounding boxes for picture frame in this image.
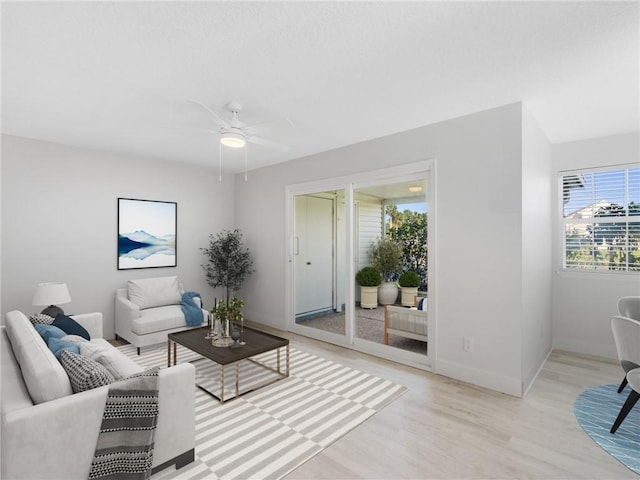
[117,198,177,270]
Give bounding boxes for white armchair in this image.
[115,276,207,354]
[618,296,640,320]
[611,315,640,393]
[610,368,640,433]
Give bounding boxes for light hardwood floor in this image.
[261,328,636,479]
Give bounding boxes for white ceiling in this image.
[2,1,638,174]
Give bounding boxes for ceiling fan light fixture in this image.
[220,132,246,148]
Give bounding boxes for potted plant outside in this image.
[371,238,403,305]
[356,266,382,309]
[398,271,421,307]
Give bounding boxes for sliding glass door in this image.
[353,179,428,358]
[287,162,433,370]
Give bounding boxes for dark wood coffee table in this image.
[167,326,289,402]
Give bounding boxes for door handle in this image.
[306,261,312,265]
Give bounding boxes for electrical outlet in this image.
[463,336,474,352]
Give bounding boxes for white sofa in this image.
[115,276,207,354]
[1,310,196,480]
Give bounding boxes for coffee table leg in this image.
[286,345,290,377]
[220,365,225,403]
[277,348,281,373]
[173,341,177,366]
[235,361,240,398]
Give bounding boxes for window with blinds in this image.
[561,165,640,272]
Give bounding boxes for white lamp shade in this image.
[32,282,72,306]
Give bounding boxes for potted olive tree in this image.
[201,228,254,313]
[356,266,382,309]
[398,271,421,307]
[371,238,403,305]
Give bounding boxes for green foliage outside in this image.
[565,202,640,271]
[356,266,382,287]
[386,205,428,289]
[398,270,421,287]
[371,238,403,282]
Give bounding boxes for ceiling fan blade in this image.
[244,116,295,133]
[188,100,228,128]
[248,135,291,152]
[171,125,219,135]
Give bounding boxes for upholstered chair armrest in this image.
[179,283,203,309]
[153,362,196,467]
[1,384,109,479]
[115,296,141,317]
[1,362,196,479]
[70,312,104,339]
[115,289,140,320]
[115,289,142,341]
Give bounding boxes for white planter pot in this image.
[360,286,379,309]
[400,287,419,307]
[378,282,398,305]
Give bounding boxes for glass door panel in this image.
[293,190,346,337]
[354,180,428,357]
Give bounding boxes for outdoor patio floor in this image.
[295,305,427,355]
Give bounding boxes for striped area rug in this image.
[118,342,407,479]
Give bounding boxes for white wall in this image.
[0,102,568,396]
[1,135,234,337]
[521,106,553,392]
[356,199,383,270]
[235,102,542,396]
[551,132,640,359]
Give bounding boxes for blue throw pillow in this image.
[33,323,67,344]
[47,337,80,360]
[52,314,91,340]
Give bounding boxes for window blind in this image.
[561,166,640,272]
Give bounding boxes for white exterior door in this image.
[294,195,334,316]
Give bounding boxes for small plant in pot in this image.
[228,295,245,346]
[356,266,382,309]
[213,295,245,329]
[228,295,245,325]
[398,271,421,307]
[371,238,403,305]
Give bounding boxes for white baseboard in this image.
[522,348,552,397]
[435,358,523,397]
[243,310,287,331]
[552,336,617,361]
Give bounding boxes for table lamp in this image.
[32,282,71,317]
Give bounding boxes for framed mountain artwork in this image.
[117,198,177,270]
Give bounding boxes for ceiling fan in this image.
[189,100,293,152]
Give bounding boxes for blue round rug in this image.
[574,384,640,475]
